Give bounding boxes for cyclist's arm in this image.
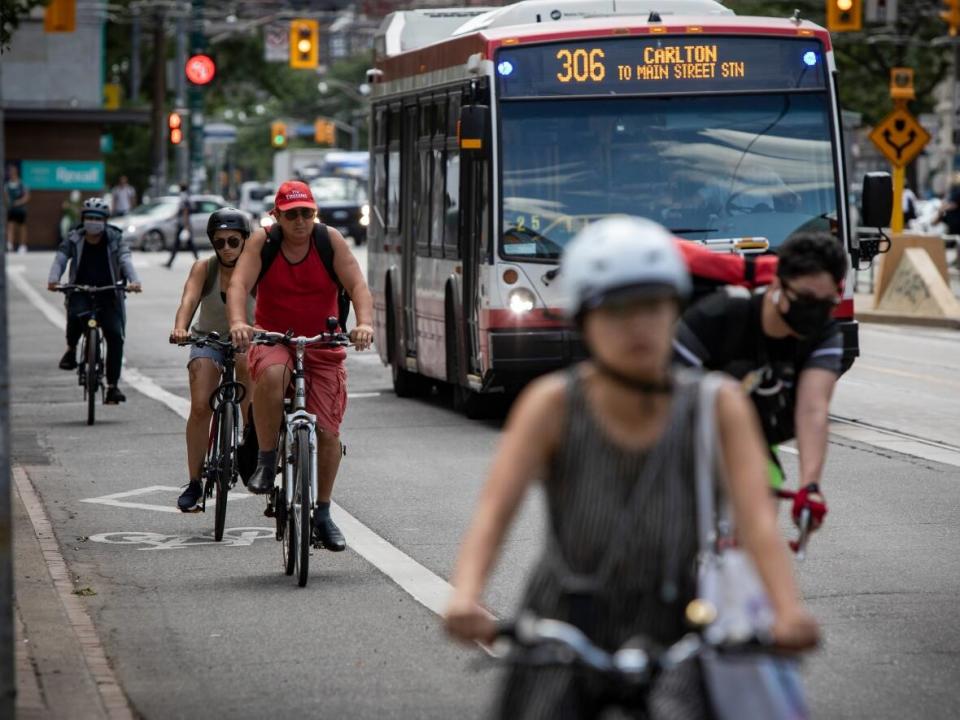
[116,230,141,285]
[449,374,565,604]
[794,368,837,491]
[173,260,207,337]
[226,228,264,328]
[717,382,804,619]
[47,233,72,287]
[329,227,373,327]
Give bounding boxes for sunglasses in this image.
[212,235,243,250]
[281,207,316,221]
[781,280,840,307]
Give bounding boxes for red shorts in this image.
[248,345,348,436]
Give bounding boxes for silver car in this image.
[119,195,252,251]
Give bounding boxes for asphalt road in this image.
[7,249,960,719]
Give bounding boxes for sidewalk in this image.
[13,465,134,720]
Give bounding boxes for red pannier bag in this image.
[675,239,779,302]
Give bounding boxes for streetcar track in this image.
[830,414,960,455]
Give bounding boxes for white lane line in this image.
[10,266,455,619]
[14,465,136,720]
[81,485,254,514]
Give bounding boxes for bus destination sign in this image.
[496,37,826,97]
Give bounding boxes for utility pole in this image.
[0,52,16,720]
[188,0,206,191]
[150,12,168,196]
[130,10,141,102]
[174,14,188,186]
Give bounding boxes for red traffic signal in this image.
[185,54,216,85]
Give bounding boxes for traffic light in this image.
[826,0,862,32]
[942,0,960,37]
[290,19,319,69]
[168,111,183,145]
[271,121,287,148]
[890,67,915,101]
[314,119,336,146]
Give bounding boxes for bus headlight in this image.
[360,203,370,227]
[508,288,536,315]
[259,215,275,228]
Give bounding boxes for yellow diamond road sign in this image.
[869,108,931,169]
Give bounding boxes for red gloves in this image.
[792,483,827,529]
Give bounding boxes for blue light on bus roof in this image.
[497,60,515,77]
[802,51,818,67]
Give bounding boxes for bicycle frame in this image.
[282,340,320,513]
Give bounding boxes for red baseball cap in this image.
[274,180,316,212]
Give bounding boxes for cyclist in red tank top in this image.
[226,181,374,552]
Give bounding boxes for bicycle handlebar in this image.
[55,282,127,294]
[490,613,772,681]
[171,331,235,351]
[775,489,812,560]
[251,330,351,348]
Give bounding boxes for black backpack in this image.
[258,223,352,331]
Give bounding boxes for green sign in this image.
[21,160,105,191]
[100,134,114,153]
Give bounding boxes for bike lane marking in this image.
[10,265,455,617]
[89,527,274,550]
[80,485,254,514]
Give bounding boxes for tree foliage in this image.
[725,1,952,124]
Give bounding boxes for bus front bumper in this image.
[488,329,587,382]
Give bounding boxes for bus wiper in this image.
[669,227,718,234]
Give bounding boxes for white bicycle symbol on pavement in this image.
[89,527,273,551]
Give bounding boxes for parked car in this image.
[310,176,369,245]
[239,181,274,217]
[120,195,252,251]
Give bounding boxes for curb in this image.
[855,309,960,330]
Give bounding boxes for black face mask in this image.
[780,294,834,338]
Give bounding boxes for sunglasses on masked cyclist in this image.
[280,207,316,221]
[212,235,243,250]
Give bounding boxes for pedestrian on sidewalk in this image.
[5,163,30,253]
[165,184,198,268]
[110,175,137,218]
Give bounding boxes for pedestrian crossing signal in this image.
[314,119,336,146]
[942,0,960,37]
[271,121,287,148]
[826,0,862,32]
[168,112,183,145]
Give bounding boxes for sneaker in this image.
[105,386,126,404]
[59,349,78,371]
[247,461,275,495]
[177,480,203,512]
[312,515,346,552]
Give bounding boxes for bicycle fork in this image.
[283,414,319,511]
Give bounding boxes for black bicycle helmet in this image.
[206,207,250,241]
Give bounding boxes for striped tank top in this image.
[496,366,711,720]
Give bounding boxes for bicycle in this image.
[55,282,127,426]
[251,319,350,587]
[486,607,774,717]
[173,332,246,541]
[774,488,814,561]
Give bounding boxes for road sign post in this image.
[869,80,930,234]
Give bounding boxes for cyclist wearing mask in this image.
[170,208,256,512]
[227,181,374,552]
[445,217,818,718]
[673,232,845,533]
[47,197,142,404]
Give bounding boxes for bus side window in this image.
[430,97,447,259]
[387,105,402,232]
[443,92,462,260]
[416,97,433,257]
[373,106,387,233]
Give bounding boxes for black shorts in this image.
[6,207,26,224]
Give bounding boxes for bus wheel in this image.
[452,383,487,419]
[391,361,424,398]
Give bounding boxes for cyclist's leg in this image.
[304,357,348,550]
[235,353,253,424]
[186,355,220,478]
[98,297,125,388]
[61,293,88,366]
[246,344,293,493]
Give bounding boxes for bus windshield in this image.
[499,93,837,260]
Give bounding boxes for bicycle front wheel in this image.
[85,327,98,425]
[293,426,312,587]
[213,404,235,542]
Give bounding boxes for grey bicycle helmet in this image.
[81,197,110,218]
[561,216,691,319]
[207,207,250,241]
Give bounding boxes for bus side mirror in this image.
[861,172,892,229]
[459,104,490,154]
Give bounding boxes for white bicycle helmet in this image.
[82,197,110,218]
[561,216,691,318]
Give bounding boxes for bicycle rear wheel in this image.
[213,404,235,541]
[85,327,98,426]
[293,426,312,587]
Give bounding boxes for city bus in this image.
[366,0,884,415]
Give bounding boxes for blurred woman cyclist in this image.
[170,208,256,512]
[444,217,819,718]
